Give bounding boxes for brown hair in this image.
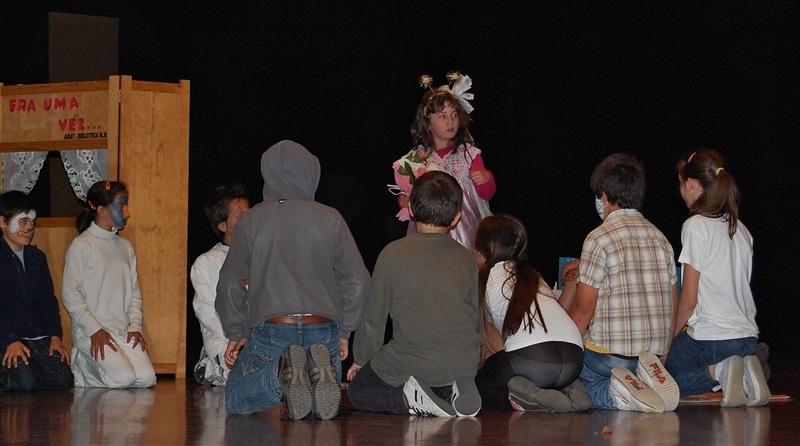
[677,148,740,238]
[474,215,547,340]
[410,89,474,158]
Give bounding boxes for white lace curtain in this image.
[2,149,108,200]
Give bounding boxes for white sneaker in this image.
[717,356,747,407]
[742,355,770,407]
[403,376,456,417]
[609,368,665,413]
[636,352,680,411]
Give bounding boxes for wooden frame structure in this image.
[0,76,189,377]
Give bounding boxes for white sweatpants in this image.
[71,332,157,388]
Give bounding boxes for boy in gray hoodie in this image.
[216,140,370,419]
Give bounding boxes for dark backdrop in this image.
[2,1,797,373]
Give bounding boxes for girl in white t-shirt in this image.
[474,215,589,412]
[665,149,769,407]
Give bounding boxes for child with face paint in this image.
[62,180,157,388]
[1,190,74,391]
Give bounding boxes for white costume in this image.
[62,222,156,388]
[191,242,231,385]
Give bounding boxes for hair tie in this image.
[485,259,496,267]
[687,152,696,163]
[87,200,97,211]
[517,252,528,262]
[104,181,111,190]
[715,167,724,176]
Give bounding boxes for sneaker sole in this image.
[610,368,665,413]
[743,355,770,407]
[720,356,747,408]
[637,352,680,411]
[452,378,481,417]
[508,376,572,413]
[562,379,592,412]
[308,344,341,419]
[403,376,457,417]
[285,345,312,419]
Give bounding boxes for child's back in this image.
[360,231,480,387]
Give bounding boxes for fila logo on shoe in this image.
[624,374,644,390]
[649,363,667,384]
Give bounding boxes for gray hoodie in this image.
[216,140,370,341]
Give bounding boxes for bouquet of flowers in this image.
[388,149,439,221]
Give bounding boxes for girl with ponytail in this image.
[666,149,769,407]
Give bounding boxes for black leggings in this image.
[475,341,583,410]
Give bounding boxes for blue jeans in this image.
[580,349,638,410]
[665,331,757,397]
[224,320,341,414]
[0,338,74,391]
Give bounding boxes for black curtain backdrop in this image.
[2,1,797,373]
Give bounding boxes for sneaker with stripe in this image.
[402,375,456,417]
[636,352,680,411]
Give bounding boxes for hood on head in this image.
[261,140,321,200]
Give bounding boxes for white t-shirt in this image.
[680,215,758,340]
[485,262,583,352]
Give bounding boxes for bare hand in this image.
[561,259,581,284]
[2,341,30,368]
[224,339,248,368]
[90,328,118,361]
[339,338,349,361]
[469,169,492,186]
[346,362,362,382]
[49,337,70,365]
[127,331,149,353]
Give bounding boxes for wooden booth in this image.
[0,76,189,377]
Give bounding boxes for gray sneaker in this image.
[743,355,770,407]
[508,376,571,413]
[718,356,747,408]
[451,378,481,417]
[307,344,341,419]
[281,345,313,419]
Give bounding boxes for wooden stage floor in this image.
[2,356,798,445]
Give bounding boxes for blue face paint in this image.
[110,195,129,229]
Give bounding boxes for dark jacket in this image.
[0,240,64,351]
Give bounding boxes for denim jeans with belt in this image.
[665,331,757,397]
[580,349,639,410]
[224,319,340,414]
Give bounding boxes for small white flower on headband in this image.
[419,71,475,114]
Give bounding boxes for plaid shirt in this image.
[579,208,676,356]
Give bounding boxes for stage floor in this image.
[2,356,798,445]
